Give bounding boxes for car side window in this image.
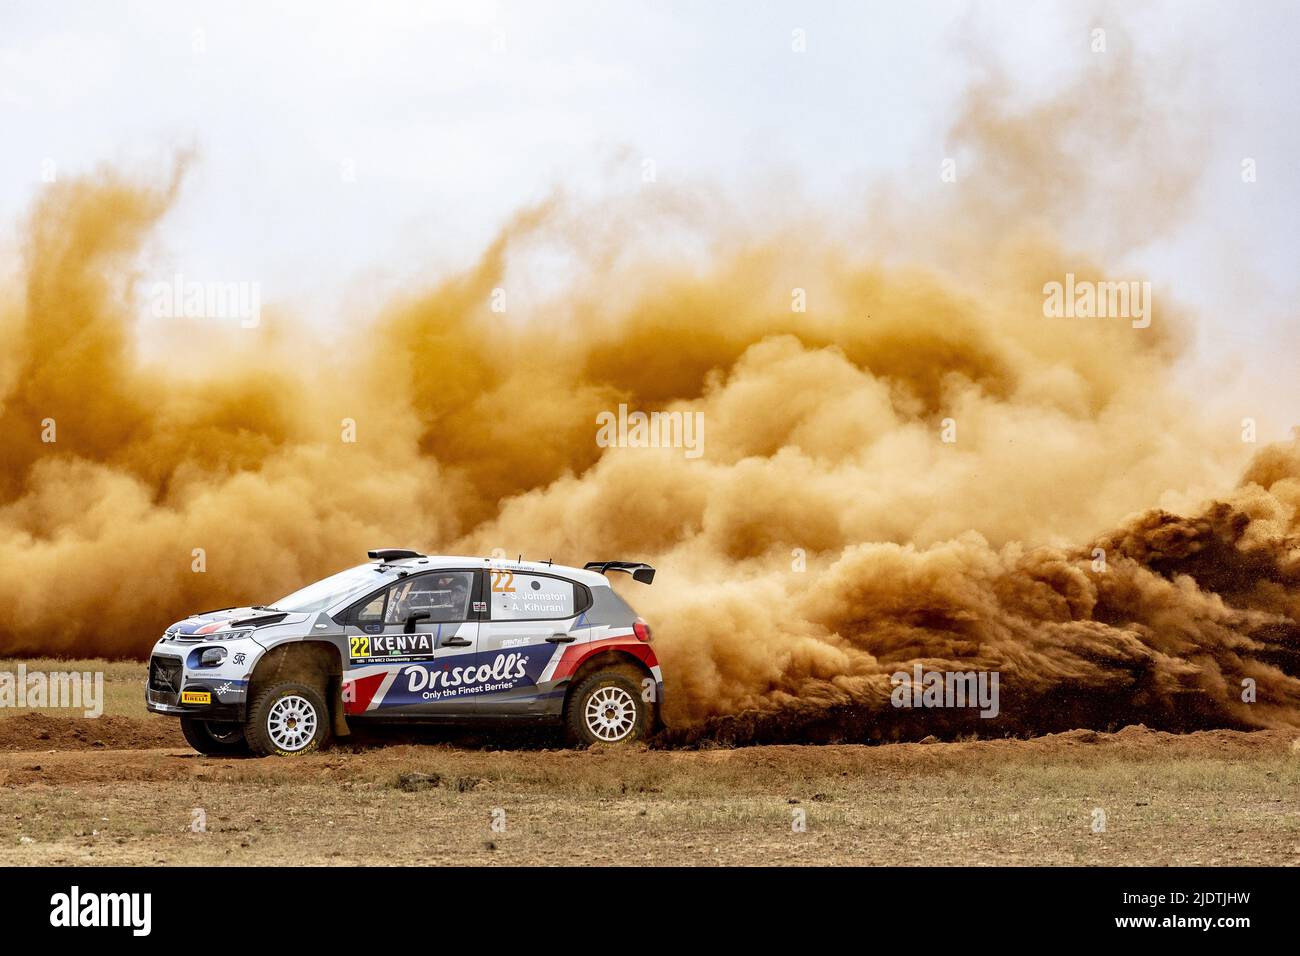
[490,572,582,621]
[354,591,386,624]
[383,571,474,625]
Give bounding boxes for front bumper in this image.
[147,652,249,721]
[145,691,245,722]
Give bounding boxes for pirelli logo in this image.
[180,690,211,704]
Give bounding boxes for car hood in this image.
[168,607,296,637]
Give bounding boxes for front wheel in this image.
[565,670,650,746]
[180,717,250,756]
[244,682,331,757]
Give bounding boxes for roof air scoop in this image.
[367,548,423,562]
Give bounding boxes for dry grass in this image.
[0,724,1296,866]
[0,658,147,718]
[1,661,1294,866]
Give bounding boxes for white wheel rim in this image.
[584,686,637,742]
[267,695,318,752]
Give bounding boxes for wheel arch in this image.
[247,640,348,736]
[563,648,657,720]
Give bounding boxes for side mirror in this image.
[404,610,431,634]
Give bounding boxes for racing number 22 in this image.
[349,636,370,658]
[490,570,516,593]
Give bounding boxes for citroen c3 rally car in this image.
[146,551,662,756]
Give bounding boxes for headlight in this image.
[199,647,227,667]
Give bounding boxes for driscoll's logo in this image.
[404,652,530,693]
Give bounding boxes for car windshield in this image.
[270,565,385,613]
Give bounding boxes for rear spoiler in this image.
[584,561,656,585]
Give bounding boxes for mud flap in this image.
[329,677,351,737]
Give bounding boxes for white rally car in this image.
[146,551,662,756]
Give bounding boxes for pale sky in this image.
[2,0,1297,388]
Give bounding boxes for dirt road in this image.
[1,715,1296,866]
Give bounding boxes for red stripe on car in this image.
[343,672,388,714]
[550,635,659,683]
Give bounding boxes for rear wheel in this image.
[245,682,331,757]
[565,670,649,746]
[180,717,250,756]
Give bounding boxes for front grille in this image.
[149,655,183,693]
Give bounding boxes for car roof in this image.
[375,555,612,588]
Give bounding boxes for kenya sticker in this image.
[350,632,437,662]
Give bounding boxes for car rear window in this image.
[490,571,589,620]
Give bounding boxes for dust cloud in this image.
[1,50,1295,740]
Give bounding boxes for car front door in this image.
[341,569,482,716]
